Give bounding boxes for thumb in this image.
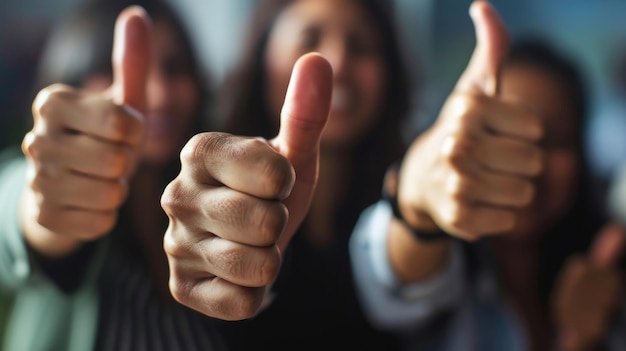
[590,222,626,269]
[270,52,332,250]
[111,6,152,114]
[455,0,510,96]
[272,53,333,184]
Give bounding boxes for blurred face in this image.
[499,63,580,239]
[264,0,387,148]
[84,18,200,166]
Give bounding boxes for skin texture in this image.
[20,7,151,257]
[19,5,202,259]
[161,53,333,320]
[263,0,387,148]
[386,2,624,350]
[20,3,333,321]
[386,0,543,285]
[162,0,400,320]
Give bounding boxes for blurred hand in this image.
[161,53,332,320]
[396,0,544,241]
[553,222,625,351]
[20,6,151,256]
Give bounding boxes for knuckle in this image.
[445,137,475,167]
[22,133,57,164]
[32,84,75,118]
[180,132,217,166]
[168,274,193,306]
[21,132,40,158]
[258,151,293,199]
[440,201,464,229]
[161,179,191,218]
[163,230,189,258]
[449,94,483,129]
[445,172,471,199]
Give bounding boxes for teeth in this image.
[331,86,349,111]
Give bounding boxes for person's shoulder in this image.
[0,146,24,164]
[0,146,26,178]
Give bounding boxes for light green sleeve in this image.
[0,148,30,290]
[0,148,105,351]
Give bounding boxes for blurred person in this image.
[1,0,333,349]
[587,38,626,183]
[183,0,413,349]
[351,3,625,351]
[0,0,214,348]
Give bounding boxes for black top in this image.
[219,222,401,351]
[94,217,227,351]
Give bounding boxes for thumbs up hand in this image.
[553,223,625,351]
[395,1,544,241]
[20,6,151,257]
[161,53,332,320]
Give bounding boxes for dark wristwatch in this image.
[381,163,450,242]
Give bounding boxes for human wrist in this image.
[382,163,449,242]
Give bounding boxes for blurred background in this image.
[1,0,626,184]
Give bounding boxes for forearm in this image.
[387,216,452,284]
[383,158,452,283]
[350,200,465,330]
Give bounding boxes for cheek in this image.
[355,60,386,114]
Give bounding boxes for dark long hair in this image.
[503,38,601,309]
[220,0,414,232]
